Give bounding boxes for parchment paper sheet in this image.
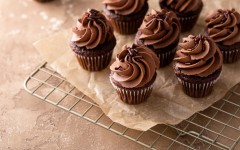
[34,0,240,131]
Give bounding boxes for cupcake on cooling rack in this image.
[159,0,203,32]
[70,9,116,71]
[135,9,181,67]
[174,34,223,98]
[102,0,149,34]
[205,8,240,63]
[110,44,160,104]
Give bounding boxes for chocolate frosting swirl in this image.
[102,0,146,15]
[159,0,202,13]
[206,9,240,46]
[138,9,180,49]
[174,35,223,77]
[110,44,159,88]
[71,9,114,49]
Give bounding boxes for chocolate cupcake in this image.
[135,9,181,67]
[205,9,240,63]
[110,44,160,104]
[159,0,203,32]
[103,0,149,34]
[70,9,116,71]
[174,34,223,98]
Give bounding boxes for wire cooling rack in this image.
[24,62,240,150]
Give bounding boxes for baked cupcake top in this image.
[159,0,202,13]
[110,44,159,88]
[102,0,146,15]
[71,9,114,49]
[205,9,240,46]
[137,9,180,49]
[174,35,223,77]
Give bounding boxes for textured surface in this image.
[0,0,148,149]
[1,0,240,149]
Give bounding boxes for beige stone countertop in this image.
[0,0,148,149]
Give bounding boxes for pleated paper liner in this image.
[159,2,203,32]
[103,2,148,34]
[72,37,116,71]
[108,18,144,35]
[135,34,179,68]
[75,50,113,71]
[176,69,222,98]
[110,73,156,105]
[218,44,240,63]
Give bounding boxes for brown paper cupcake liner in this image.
[159,2,203,32]
[135,32,179,67]
[110,73,156,105]
[108,18,144,34]
[178,15,200,32]
[177,72,221,98]
[75,50,113,71]
[110,79,154,105]
[178,78,214,98]
[104,2,148,34]
[219,47,240,63]
[156,47,177,67]
[205,30,240,63]
[71,37,116,71]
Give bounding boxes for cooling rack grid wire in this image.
[24,62,240,150]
